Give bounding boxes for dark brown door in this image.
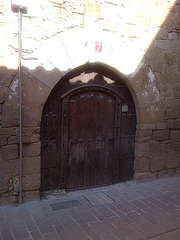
[61,87,122,189]
[40,65,136,192]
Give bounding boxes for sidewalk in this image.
[1,176,180,240]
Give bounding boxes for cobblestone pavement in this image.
[1,176,180,240]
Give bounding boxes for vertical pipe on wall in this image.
[11,1,27,204]
[18,7,23,204]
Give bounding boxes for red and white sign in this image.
[95,42,103,53]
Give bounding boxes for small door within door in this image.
[61,88,122,190]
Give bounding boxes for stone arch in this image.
[40,62,137,192]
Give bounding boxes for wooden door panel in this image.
[121,114,136,136]
[41,141,59,190]
[69,92,115,139]
[65,91,116,189]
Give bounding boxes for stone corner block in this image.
[23,142,40,157]
[23,156,40,175]
[22,173,40,191]
[23,190,40,202]
[134,172,157,181]
[134,157,150,172]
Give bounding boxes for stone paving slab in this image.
[0,176,180,240]
[149,229,180,240]
[84,193,114,206]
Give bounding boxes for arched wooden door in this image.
[61,86,122,189]
[40,64,136,192]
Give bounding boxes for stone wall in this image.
[0,0,180,203]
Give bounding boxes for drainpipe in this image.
[11,1,27,204]
[18,7,23,204]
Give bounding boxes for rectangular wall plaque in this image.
[95,42,103,53]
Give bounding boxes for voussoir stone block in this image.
[1,94,19,128]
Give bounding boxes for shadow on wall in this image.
[0,1,180,202]
[0,65,72,203]
[0,66,73,128]
[0,62,136,202]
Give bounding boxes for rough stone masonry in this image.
[0,0,180,204]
